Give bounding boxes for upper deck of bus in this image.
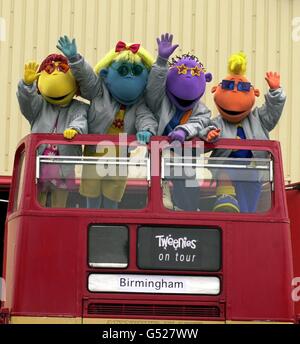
[8,133,287,222]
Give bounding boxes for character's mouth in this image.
[47,93,70,101]
[219,106,245,116]
[173,95,197,107]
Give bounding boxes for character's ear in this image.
[211,85,217,93]
[100,69,109,79]
[254,88,260,97]
[205,73,213,83]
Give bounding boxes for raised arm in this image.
[57,35,102,100]
[257,72,286,132]
[145,33,179,114]
[16,61,43,124]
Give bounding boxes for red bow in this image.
[115,41,140,54]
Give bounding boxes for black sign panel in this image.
[138,226,221,271]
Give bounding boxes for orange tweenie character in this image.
[210,52,285,213]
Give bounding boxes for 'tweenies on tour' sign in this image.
[137,226,221,271]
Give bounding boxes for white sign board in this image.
[89,274,220,295]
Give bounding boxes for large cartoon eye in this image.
[221,80,235,90]
[57,63,70,73]
[191,65,202,76]
[131,64,144,76]
[176,64,188,74]
[237,82,251,92]
[44,63,55,74]
[117,65,130,76]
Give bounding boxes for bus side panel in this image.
[226,222,294,322]
[2,216,21,311]
[286,186,300,321]
[6,215,81,318]
[0,187,9,276]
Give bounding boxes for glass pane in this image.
[13,151,25,212]
[36,143,149,209]
[162,149,273,213]
[89,225,128,268]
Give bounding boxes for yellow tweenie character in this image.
[17,54,88,208]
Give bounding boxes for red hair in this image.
[37,53,80,96]
[38,54,69,72]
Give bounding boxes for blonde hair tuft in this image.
[227,52,247,75]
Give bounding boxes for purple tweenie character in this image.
[146,33,219,144]
[145,33,219,211]
[166,55,212,112]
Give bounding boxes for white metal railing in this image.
[36,155,151,181]
[161,156,273,182]
[36,154,273,184]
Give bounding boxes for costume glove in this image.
[57,35,78,59]
[206,128,221,142]
[64,128,78,140]
[157,33,179,60]
[136,131,152,144]
[168,129,187,143]
[24,61,40,85]
[265,71,280,90]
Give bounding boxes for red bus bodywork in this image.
[286,182,300,323]
[0,134,296,323]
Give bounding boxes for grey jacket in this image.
[68,55,158,136]
[17,80,88,157]
[145,56,215,138]
[211,87,286,159]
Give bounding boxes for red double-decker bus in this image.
[0,133,299,324]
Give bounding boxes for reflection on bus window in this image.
[89,225,128,268]
[162,149,273,213]
[36,144,149,210]
[13,151,25,212]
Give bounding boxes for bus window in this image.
[88,225,128,268]
[162,149,273,213]
[13,151,25,212]
[35,143,149,210]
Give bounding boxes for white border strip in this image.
[89,263,128,268]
